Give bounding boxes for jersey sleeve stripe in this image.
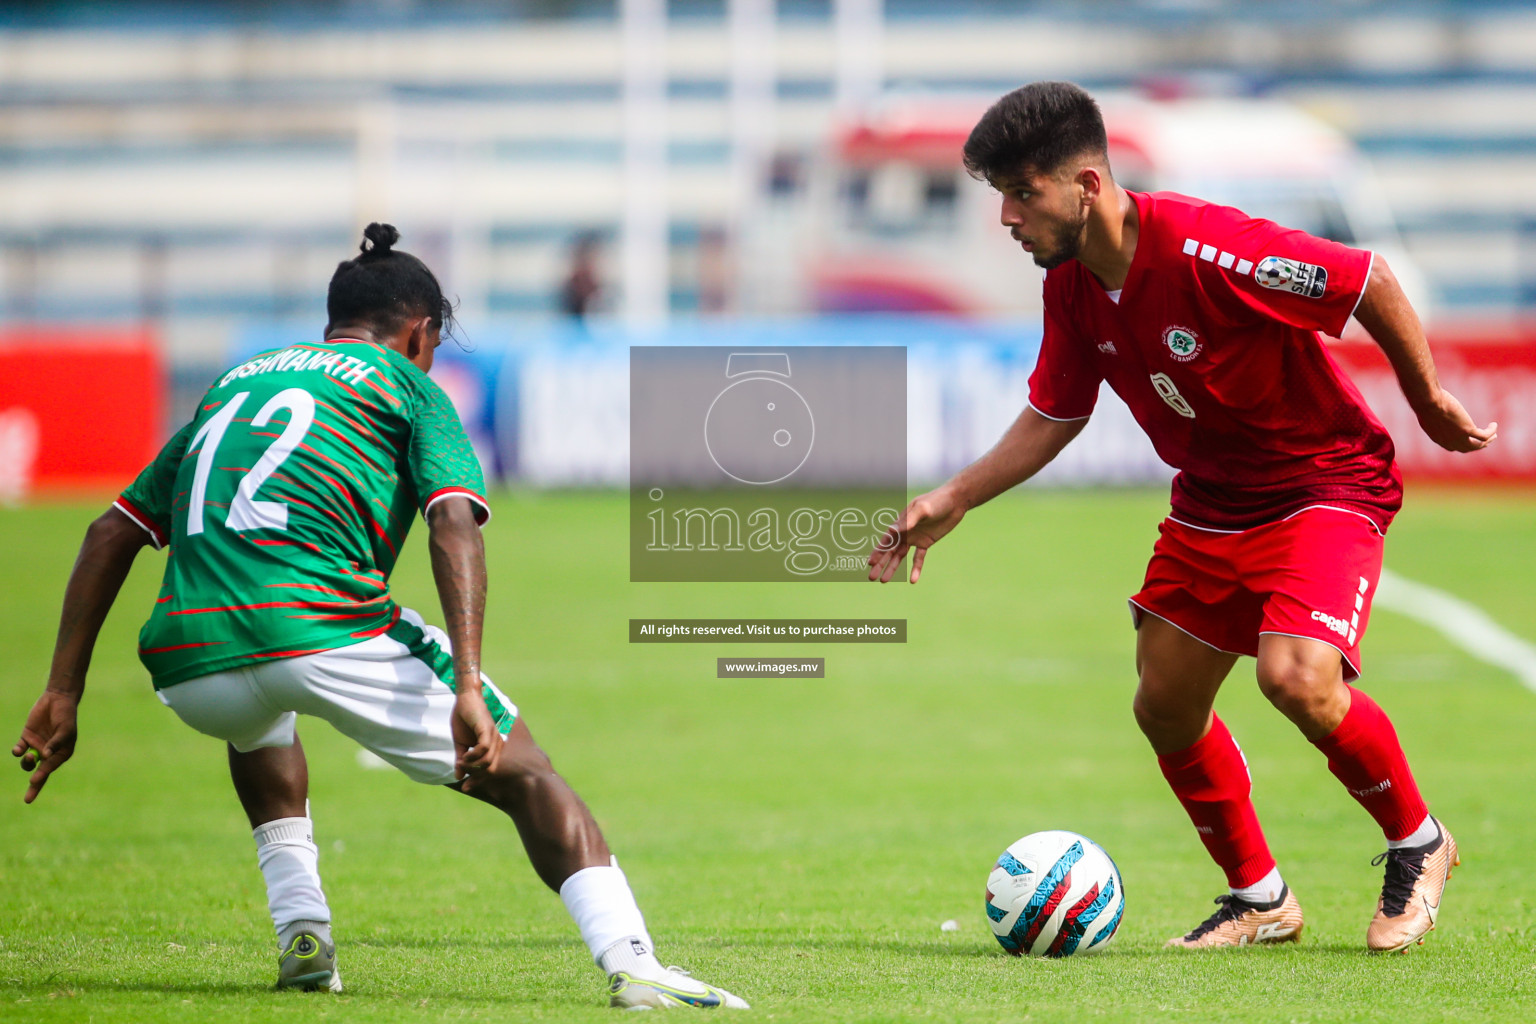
[424,487,492,527]
[1026,401,1092,423]
[113,496,167,549]
[1346,250,1376,326]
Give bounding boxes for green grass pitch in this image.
[2,488,1534,1022]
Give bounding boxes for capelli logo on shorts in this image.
[1310,609,1351,638]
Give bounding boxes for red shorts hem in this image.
[1256,629,1362,681]
[1128,508,1383,681]
[1126,599,1248,658]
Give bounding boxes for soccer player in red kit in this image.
[869,82,1496,952]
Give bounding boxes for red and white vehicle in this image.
[753,90,1428,320]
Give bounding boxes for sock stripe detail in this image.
[254,817,313,848]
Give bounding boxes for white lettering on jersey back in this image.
[219,347,377,389]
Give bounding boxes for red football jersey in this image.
[1029,190,1403,532]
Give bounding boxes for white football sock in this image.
[597,936,667,981]
[1230,866,1285,905]
[559,859,659,973]
[1387,814,1439,850]
[253,816,330,941]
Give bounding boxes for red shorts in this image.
[1128,507,1384,680]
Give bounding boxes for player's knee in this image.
[483,739,556,802]
[1130,690,1162,734]
[1255,658,1332,722]
[1132,684,1198,744]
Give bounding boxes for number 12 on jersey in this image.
[187,388,317,535]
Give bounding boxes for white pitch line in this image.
[1375,568,1536,694]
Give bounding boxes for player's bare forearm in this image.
[14,506,146,802]
[949,407,1088,511]
[427,497,498,780]
[47,507,150,699]
[1354,256,1497,452]
[426,497,487,683]
[1353,257,1439,405]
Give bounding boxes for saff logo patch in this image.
[1163,325,1202,363]
[1254,255,1328,299]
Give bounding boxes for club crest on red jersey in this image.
[1254,255,1328,299]
[1162,325,1202,363]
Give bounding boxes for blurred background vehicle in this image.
[758,89,1430,317]
[1,0,1534,495]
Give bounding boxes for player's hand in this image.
[451,686,501,792]
[1413,388,1497,453]
[868,484,968,584]
[12,689,79,804]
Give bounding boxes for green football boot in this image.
[276,928,341,992]
[608,966,748,1009]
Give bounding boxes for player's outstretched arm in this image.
[14,507,150,803]
[426,497,500,788]
[1354,256,1497,453]
[868,407,1087,584]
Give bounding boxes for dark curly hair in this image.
[962,81,1109,183]
[326,223,456,338]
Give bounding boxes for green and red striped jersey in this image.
[116,338,489,689]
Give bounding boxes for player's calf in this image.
[452,718,749,1008]
[456,718,612,891]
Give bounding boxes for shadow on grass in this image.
[739,934,1444,964]
[42,981,641,1011]
[347,932,1404,961]
[7,977,582,1005]
[345,933,578,952]
[6,979,253,997]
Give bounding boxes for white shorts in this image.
[159,608,518,786]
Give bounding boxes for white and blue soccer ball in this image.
[985,830,1125,957]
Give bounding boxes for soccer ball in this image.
[985,830,1125,957]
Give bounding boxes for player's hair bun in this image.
[328,221,454,339]
[360,222,400,257]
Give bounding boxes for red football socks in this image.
[1158,714,1276,888]
[1312,686,1429,841]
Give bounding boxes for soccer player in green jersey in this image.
[12,224,747,1010]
